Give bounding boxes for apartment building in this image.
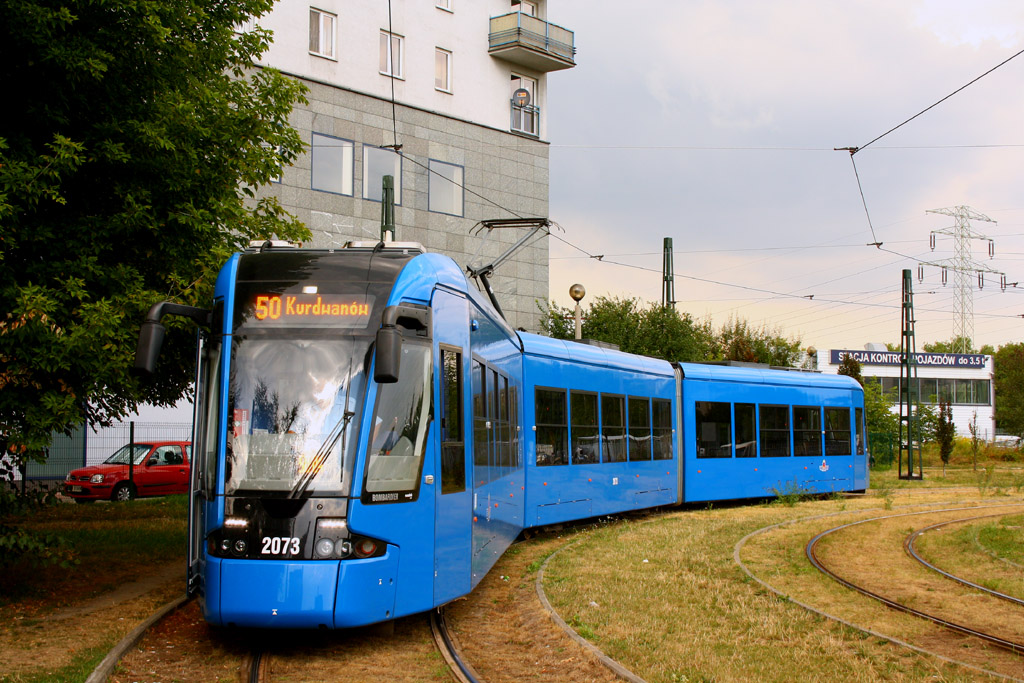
[248,0,576,331]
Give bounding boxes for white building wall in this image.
[819,348,996,440]
[255,0,548,136]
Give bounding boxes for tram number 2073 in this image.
[261,537,301,556]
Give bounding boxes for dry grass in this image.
[912,513,1024,602]
[543,490,1024,682]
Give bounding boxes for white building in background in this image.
[818,345,995,439]
[247,0,576,331]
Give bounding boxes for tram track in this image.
[806,504,1024,657]
[905,514,1024,609]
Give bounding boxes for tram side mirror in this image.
[374,326,401,384]
[134,320,166,375]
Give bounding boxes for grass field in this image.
[1,494,187,608]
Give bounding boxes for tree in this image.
[923,337,976,353]
[993,343,1024,439]
[863,380,899,437]
[538,296,717,362]
[0,0,309,459]
[716,317,802,366]
[837,355,863,385]
[537,298,803,366]
[936,400,955,475]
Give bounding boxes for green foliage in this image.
[837,355,863,386]
[994,343,1024,439]
[915,402,938,443]
[539,296,717,361]
[863,380,898,437]
[936,400,955,470]
[537,298,799,366]
[0,485,77,570]
[0,0,310,456]
[922,337,975,353]
[717,317,802,366]
[770,479,813,507]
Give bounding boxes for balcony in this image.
[488,12,575,72]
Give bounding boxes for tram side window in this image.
[735,403,756,458]
[824,407,851,456]
[510,383,520,468]
[760,405,791,457]
[489,369,500,471]
[472,361,488,474]
[497,373,510,471]
[855,407,865,455]
[793,406,822,457]
[439,349,465,494]
[696,401,731,459]
[536,388,568,466]
[570,391,599,464]
[602,394,627,463]
[652,398,673,460]
[628,397,652,461]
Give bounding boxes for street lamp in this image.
[569,284,586,340]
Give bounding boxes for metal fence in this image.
[12,421,192,484]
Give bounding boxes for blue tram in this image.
[134,241,866,629]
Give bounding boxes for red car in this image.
[64,441,191,502]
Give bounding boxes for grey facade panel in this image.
[256,77,550,331]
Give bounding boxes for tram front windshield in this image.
[226,334,370,498]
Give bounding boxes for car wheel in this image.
[112,483,135,502]
[74,498,96,504]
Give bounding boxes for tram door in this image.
[432,290,472,604]
[187,334,213,594]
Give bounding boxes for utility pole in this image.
[899,269,923,480]
[662,237,675,307]
[920,205,1003,353]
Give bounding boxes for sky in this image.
[543,0,1024,354]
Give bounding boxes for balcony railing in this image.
[488,12,575,72]
[511,102,540,137]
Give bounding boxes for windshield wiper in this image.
[290,358,357,499]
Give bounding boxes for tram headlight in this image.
[337,540,353,558]
[233,539,247,555]
[315,538,335,558]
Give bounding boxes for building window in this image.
[436,0,453,11]
[428,160,463,216]
[363,145,402,204]
[536,388,567,466]
[512,0,536,16]
[309,8,336,59]
[510,74,538,136]
[311,134,353,195]
[696,401,731,459]
[379,31,403,78]
[435,48,452,92]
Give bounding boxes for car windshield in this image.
[225,334,371,497]
[103,444,153,466]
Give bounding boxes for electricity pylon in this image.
[919,205,1003,353]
